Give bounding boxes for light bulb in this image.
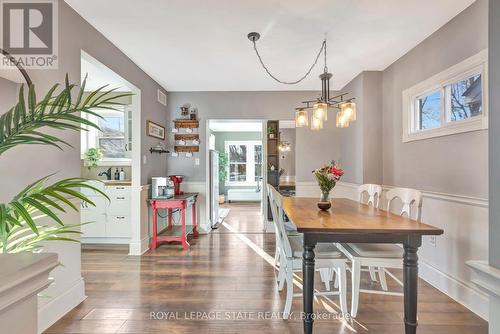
[340,102,356,122]
[313,102,328,121]
[311,115,323,130]
[295,109,309,127]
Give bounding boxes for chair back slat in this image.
[386,187,423,221]
[267,184,293,258]
[357,184,382,207]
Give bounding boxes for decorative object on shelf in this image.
[178,139,186,146]
[270,164,276,171]
[247,32,356,129]
[84,148,103,170]
[267,126,277,139]
[174,119,199,129]
[190,107,197,120]
[174,133,199,141]
[180,105,190,119]
[150,143,169,154]
[312,160,344,211]
[174,146,199,153]
[146,120,166,139]
[278,140,291,152]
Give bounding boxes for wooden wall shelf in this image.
[174,146,200,153]
[174,119,199,129]
[174,134,199,141]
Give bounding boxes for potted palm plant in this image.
[0,72,128,253]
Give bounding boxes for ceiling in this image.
[65,0,476,92]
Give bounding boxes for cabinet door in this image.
[106,215,130,238]
[80,197,106,238]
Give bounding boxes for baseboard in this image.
[129,236,150,256]
[419,260,489,320]
[38,277,86,333]
[81,237,130,244]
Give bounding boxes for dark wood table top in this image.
[282,197,443,235]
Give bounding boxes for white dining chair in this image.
[267,184,348,318]
[358,184,382,208]
[266,185,335,291]
[337,186,423,317]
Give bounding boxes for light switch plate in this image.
[195,158,200,165]
[143,155,147,165]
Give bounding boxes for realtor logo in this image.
[0,0,58,69]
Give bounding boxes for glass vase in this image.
[318,191,332,211]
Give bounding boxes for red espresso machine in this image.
[169,175,184,195]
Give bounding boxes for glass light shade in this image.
[340,102,356,122]
[313,102,328,121]
[295,109,309,127]
[310,115,323,130]
[336,110,349,128]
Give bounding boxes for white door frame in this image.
[80,50,144,255]
[205,119,267,232]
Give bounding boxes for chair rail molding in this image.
[0,253,59,334]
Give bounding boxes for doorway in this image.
[79,50,142,255]
[206,120,265,232]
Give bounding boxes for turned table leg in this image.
[403,236,421,334]
[303,238,316,334]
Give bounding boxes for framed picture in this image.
[146,120,165,140]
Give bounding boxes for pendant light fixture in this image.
[248,32,356,129]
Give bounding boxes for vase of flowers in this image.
[312,161,344,210]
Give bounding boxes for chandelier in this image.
[248,32,356,130]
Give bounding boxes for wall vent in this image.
[157,89,167,106]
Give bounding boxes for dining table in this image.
[282,197,444,334]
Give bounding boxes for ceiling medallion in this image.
[248,32,356,129]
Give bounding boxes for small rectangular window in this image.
[402,50,487,142]
[225,141,262,186]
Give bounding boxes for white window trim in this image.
[225,140,262,187]
[402,49,488,143]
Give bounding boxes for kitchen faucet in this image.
[98,167,112,180]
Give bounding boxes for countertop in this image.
[103,180,131,186]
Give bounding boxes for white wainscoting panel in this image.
[296,181,489,320]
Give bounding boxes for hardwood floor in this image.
[46,202,487,333]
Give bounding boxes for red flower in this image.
[330,167,344,176]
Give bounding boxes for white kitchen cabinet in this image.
[81,183,131,243]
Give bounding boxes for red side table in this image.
[149,193,199,250]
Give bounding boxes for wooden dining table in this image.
[282,197,444,334]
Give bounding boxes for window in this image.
[81,106,132,162]
[225,141,262,186]
[403,50,488,142]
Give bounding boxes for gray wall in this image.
[165,91,335,183]
[489,0,500,269]
[279,128,296,178]
[213,131,262,195]
[382,0,488,197]
[337,71,383,185]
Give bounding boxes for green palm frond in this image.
[0,223,86,253]
[0,74,131,155]
[0,75,129,253]
[0,176,109,253]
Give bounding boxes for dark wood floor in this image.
[46,202,487,333]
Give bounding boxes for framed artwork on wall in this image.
[146,120,165,140]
